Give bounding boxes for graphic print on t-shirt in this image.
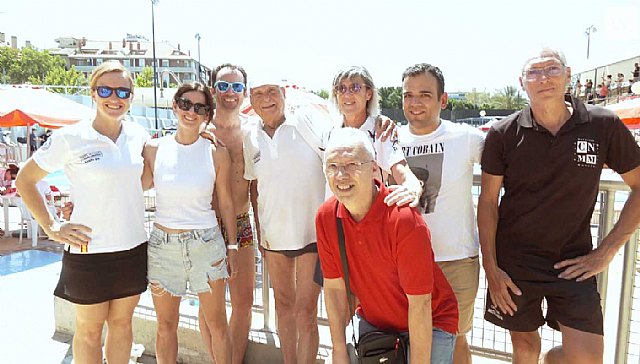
[402,143,444,214]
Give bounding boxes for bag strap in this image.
[335,201,358,346]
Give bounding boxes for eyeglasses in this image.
[334,83,367,95]
[214,81,246,94]
[176,97,210,115]
[522,65,565,81]
[94,86,132,99]
[325,161,372,176]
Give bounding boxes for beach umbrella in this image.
[606,96,640,129]
[0,87,93,154]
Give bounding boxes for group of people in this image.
[14,47,640,364]
[573,62,640,103]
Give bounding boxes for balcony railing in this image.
[139,171,640,363]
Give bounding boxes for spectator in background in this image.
[574,79,582,98]
[598,83,608,100]
[632,63,639,82]
[28,129,39,153]
[585,79,594,104]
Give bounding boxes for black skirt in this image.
[54,242,148,305]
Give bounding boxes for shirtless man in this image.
[199,63,256,364]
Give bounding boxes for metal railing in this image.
[139,173,640,363]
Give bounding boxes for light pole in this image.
[585,25,597,60]
[151,0,160,131]
[195,33,201,82]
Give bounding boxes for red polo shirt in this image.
[316,181,458,334]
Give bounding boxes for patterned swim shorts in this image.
[219,211,255,249]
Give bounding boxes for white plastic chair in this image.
[16,198,38,247]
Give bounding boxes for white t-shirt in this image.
[398,120,484,261]
[243,112,326,251]
[324,115,406,199]
[33,119,149,254]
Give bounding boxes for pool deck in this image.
[0,198,509,364]
[0,240,509,364]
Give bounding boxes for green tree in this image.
[491,86,528,109]
[12,47,64,84]
[0,47,20,83]
[37,66,89,94]
[135,66,154,87]
[446,99,475,110]
[378,86,402,109]
[312,89,329,99]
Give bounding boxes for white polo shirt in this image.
[398,120,484,261]
[33,119,149,254]
[243,112,326,251]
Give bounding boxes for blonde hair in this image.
[89,61,134,90]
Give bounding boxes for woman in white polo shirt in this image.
[142,81,237,364]
[16,61,149,363]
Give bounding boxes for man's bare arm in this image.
[407,293,432,363]
[556,165,640,280]
[324,277,351,364]
[478,172,520,315]
[385,161,422,207]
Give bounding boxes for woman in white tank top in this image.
[142,82,237,364]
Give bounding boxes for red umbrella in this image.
[0,86,93,154]
[606,96,640,129]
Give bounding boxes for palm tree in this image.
[492,86,528,109]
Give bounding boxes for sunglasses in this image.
[214,81,246,94]
[176,97,210,115]
[95,86,132,99]
[523,65,565,82]
[334,83,367,95]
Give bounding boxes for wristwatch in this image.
[227,244,239,251]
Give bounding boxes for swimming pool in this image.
[43,170,70,192]
[0,250,61,276]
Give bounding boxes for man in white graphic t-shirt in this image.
[398,63,484,364]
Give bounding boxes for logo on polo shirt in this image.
[574,138,599,168]
[79,151,103,164]
[252,151,261,164]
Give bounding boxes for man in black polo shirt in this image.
[478,48,640,363]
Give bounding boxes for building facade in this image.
[49,34,210,86]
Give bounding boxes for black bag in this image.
[356,330,407,364]
[335,209,408,364]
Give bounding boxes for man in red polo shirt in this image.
[316,127,458,364]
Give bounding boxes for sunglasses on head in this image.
[176,97,210,115]
[214,81,246,93]
[334,83,367,95]
[95,86,132,99]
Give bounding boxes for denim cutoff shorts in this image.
[148,226,228,296]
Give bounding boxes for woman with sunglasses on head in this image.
[142,81,237,364]
[16,61,149,364]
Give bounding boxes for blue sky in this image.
[2,0,639,93]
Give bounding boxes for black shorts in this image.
[263,242,318,257]
[484,277,603,335]
[264,243,323,287]
[54,242,148,305]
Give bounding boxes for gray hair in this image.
[323,127,375,164]
[522,47,567,73]
[330,66,380,117]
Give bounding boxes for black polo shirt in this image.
[481,95,640,280]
